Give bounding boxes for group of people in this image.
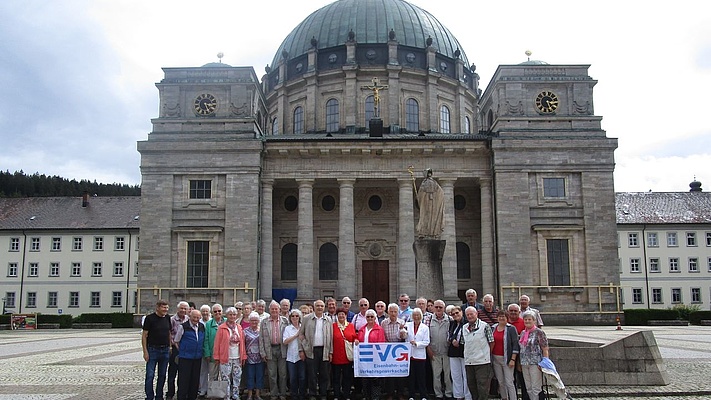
[141,290,561,400]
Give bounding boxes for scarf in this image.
[519,326,535,346]
[227,321,240,344]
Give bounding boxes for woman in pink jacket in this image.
[213,307,247,400]
[354,309,386,400]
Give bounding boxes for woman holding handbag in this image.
[213,307,247,400]
[447,306,471,400]
[332,307,357,400]
[283,309,307,400]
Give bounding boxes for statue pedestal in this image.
[369,118,383,137]
[413,239,446,300]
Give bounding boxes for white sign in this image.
[353,343,411,378]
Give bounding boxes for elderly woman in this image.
[447,306,471,400]
[519,310,549,400]
[213,306,247,400]
[240,303,253,330]
[333,307,357,400]
[355,309,386,400]
[492,310,519,400]
[406,308,430,400]
[283,309,307,400]
[243,312,265,400]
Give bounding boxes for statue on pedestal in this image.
[415,168,445,238]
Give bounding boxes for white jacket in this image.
[405,321,430,360]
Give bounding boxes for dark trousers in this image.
[383,376,408,398]
[167,345,179,397]
[306,346,330,397]
[409,358,428,399]
[363,377,381,400]
[177,357,201,400]
[332,363,353,399]
[465,363,493,400]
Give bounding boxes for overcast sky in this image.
[1,1,709,192]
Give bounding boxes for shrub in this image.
[0,314,9,324]
[689,310,711,325]
[672,304,701,321]
[37,314,74,328]
[73,312,134,328]
[623,309,679,325]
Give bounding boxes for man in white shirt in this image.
[298,300,333,400]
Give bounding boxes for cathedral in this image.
[137,0,619,321]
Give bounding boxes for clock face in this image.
[194,93,217,116]
[535,91,559,113]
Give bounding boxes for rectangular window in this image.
[691,288,701,304]
[708,257,711,272]
[649,258,660,273]
[5,292,16,308]
[627,233,639,247]
[671,288,682,304]
[113,262,124,276]
[136,236,140,251]
[112,291,122,307]
[9,237,20,252]
[90,292,100,307]
[69,292,79,307]
[28,262,39,277]
[8,262,18,277]
[49,262,60,277]
[135,261,139,277]
[26,292,37,308]
[686,232,697,247]
[547,239,570,286]
[30,237,40,251]
[667,232,677,247]
[189,180,212,199]
[92,262,102,276]
[689,257,699,272]
[543,178,566,198]
[632,288,643,304]
[47,292,58,308]
[51,237,61,251]
[73,237,83,251]
[707,232,711,247]
[669,258,680,272]
[652,288,663,304]
[630,258,640,273]
[187,241,209,288]
[71,262,81,277]
[647,232,658,247]
[93,237,104,251]
[115,236,125,251]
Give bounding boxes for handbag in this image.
[339,324,354,361]
[207,370,229,399]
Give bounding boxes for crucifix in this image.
[361,77,389,118]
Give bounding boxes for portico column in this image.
[440,178,458,301]
[338,179,356,297]
[297,179,314,301]
[398,179,416,297]
[480,178,495,293]
[260,179,274,300]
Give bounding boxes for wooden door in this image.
[362,260,389,303]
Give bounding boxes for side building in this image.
[0,195,140,315]
[617,181,711,309]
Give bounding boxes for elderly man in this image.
[299,299,333,400]
[397,293,413,322]
[351,298,374,332]
[519,295,544,327]
[374,301,387,323]
[197,305,211,396]
[478,294,499,326]
[416,296,434,325]
[507,303,525,333]
[166,301,190,400]
[256,299,269,321]
[341,296,356,322]
[280,298,291,318]
[381,303,407,399]
[142,299,171,400]
[427,299,453,400]
[260,300,288,400]
[325,297,338,322]
[462,306,494,400]
[462,289,484,312]
[174,309,206,400]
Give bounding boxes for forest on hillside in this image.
[0,170,140,197]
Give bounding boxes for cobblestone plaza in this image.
[1,326,710,399]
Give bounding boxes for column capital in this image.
[262,178,275,186]
[337,178,356,186]
[296,179,314,188]
[438,177,457,187]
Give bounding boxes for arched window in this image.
[405,98,419,132]
[319,242,338,280]
[293,106,304,134]
[281,243,298,281]
[271,117,279,135]
[326,99,339,133]
[487,110,494,130]
[440,105,451,134]
[365,95,375,123]
[464,116,471,134]
[456,242,471,279]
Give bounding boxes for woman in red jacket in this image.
[354,309,386,400]
[332,307,357,400]
[213,307,247,400]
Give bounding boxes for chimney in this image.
[82,191,89,207]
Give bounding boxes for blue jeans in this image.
[145,346,171,400]
[244,362,265,390]
[287,360,307,400]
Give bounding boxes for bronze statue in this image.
[361,77,388,118]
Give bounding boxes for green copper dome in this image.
[271,0,470,68]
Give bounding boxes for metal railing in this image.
[136,282,258,313]
[498,283,622,314]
